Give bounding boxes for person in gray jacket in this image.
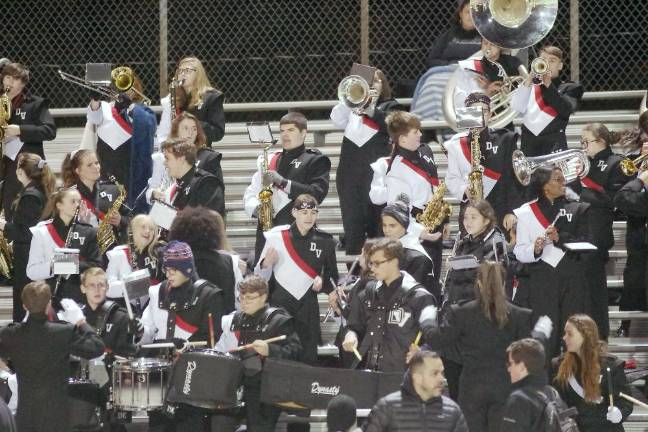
[364,350,468,432]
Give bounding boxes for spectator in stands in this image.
[157,56,225,147]
[326,394,359,432]
[501,338,573,432]
[551,314,633,431]
[0,62,57,217]
[0,152,55,321]
[364,350,468,432]
[425,0,481,69]
[169,206,243,313]
[614,112,648,336]
[424,261,552,432]
[331,68,399,257]
[510,46,584,157]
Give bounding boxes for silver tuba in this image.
[512,149,591,186]
[442,0,558,131]
[337,75,378,115]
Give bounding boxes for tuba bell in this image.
[512,149,591,186]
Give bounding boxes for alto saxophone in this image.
[466,129,484,202]
[97,177,127,254]
[416,180,452,232]
[169,78,184,122]
[258,144,274,231]
[0,211,12,279]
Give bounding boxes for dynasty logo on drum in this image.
[311,382,340,396]
[182,361,197,395]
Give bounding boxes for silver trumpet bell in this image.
[512,149,591,186]
[337,75,377,109]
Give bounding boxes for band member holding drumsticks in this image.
[0,281,104,432]
[343,238,437,373]
[214,275,302,432]
[157,57,225,147]
[255,194,338,365]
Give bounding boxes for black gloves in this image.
[114,92,132,112]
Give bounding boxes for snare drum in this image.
[166,349,244,410]
[112,357,171,411]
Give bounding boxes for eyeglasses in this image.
[178,67,197,75]
[84,283,107,291]
[239,293,264,302]
[368,257,395,269]
[581,138,599,147]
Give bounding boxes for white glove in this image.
[60,299,85,325]
[533,315,553,339]
[607,406,622,424]
[419,305,438,324]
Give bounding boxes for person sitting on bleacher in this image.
[425,0,480,69]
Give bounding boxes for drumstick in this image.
[141,341,208,349]
[229,335,287,352]
[121,283,134,321]
[208,313,215,349]
[606,367,614,407]
[619,392,648,409]
[413,331,422,347]
[352,347,362,361]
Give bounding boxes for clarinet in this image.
[53,206,80,302]
[127,226,144,314]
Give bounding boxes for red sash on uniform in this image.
[534,85,558,117]
[111,106,133,134]
[362,116,379,131]
[529,202,550,228]
[169,184,178,202]
[82,196,106,220]
[45,223,65,247]
[580,176,604,193]
[400,158,439,186]
[459,136,502,180]
[280,230,318,278]
[269,152,281,171]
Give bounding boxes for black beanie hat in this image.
[381,193,411,229]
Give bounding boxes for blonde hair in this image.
[175,57,215,107]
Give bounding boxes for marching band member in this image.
[330,68,399,256]
[552,314,633,432]
[243,112,331,261]
[371,110,446,292]
[255,194,338,365]
[614,147,648,336]
[157,57,225,147]
[26,188,102,303]
[510,46,584,157]
[445,92,523,231]
[571,123,634,339]
[62,149,128,250]
[513,166,591,357]
[85,74,157,210]
[169,206,243,314]
[453,38,523,109]
[0,281,104,432]
[380,197,434,291]
[140,240,225,431]
[343,238,437,373]
[214,275,302,432]
[423,261,552,432]
[148,112,224,207]
[105,214,163,305]
[156,139,225,214]
[0,62,57,216]
[440,200,508,400]
[0,152,55,321]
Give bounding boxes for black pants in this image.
[619,247,648,332]
[337,162,378,255]
[148,406,209,432]
[11,243,30,322]
[459,371,510,432]
[585,251,610,339]
[442,356,463,402]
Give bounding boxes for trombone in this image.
[58,66,151,106]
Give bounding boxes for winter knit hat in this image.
[326,394,357,432]
[163,240,196,279]
[381,193,411,229]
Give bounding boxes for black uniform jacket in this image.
[193,248,237,314]
[84,300,136,357]
[77,180,130,247]
[4,184,44,244]
[521,78,584,155]
[171,166,225,216]
[0,313,104,432]
[347,272,437,372]
[230,305,302,383]
[614,177,648,253]
[364,371,468,432]
[500,373,570,432]
[181,89,225,146]
[196,147,225,188]
[7,91,56,157]
[535,196,591,253]
[551,355,633,432]
[392,143,440,214]
[402,248,433,289]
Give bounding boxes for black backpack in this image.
[535,387,580,432]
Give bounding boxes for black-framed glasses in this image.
[178,67,197,75]
[368,257,395,269]
[239,293,264,302]
[581,138,599,147]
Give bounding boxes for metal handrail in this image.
[49,90,645,118]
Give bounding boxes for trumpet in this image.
[620,153,648,176]
[530,57,549,77]
[58,66,151,106]
[337,75,378,115]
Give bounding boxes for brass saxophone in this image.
[97,177,127,254]
[0,87,10,142]
[466,130,484,202]
[258,144,274,231]
[0,212,13,279]
[169,78,184,122]
[416,181,452,232]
